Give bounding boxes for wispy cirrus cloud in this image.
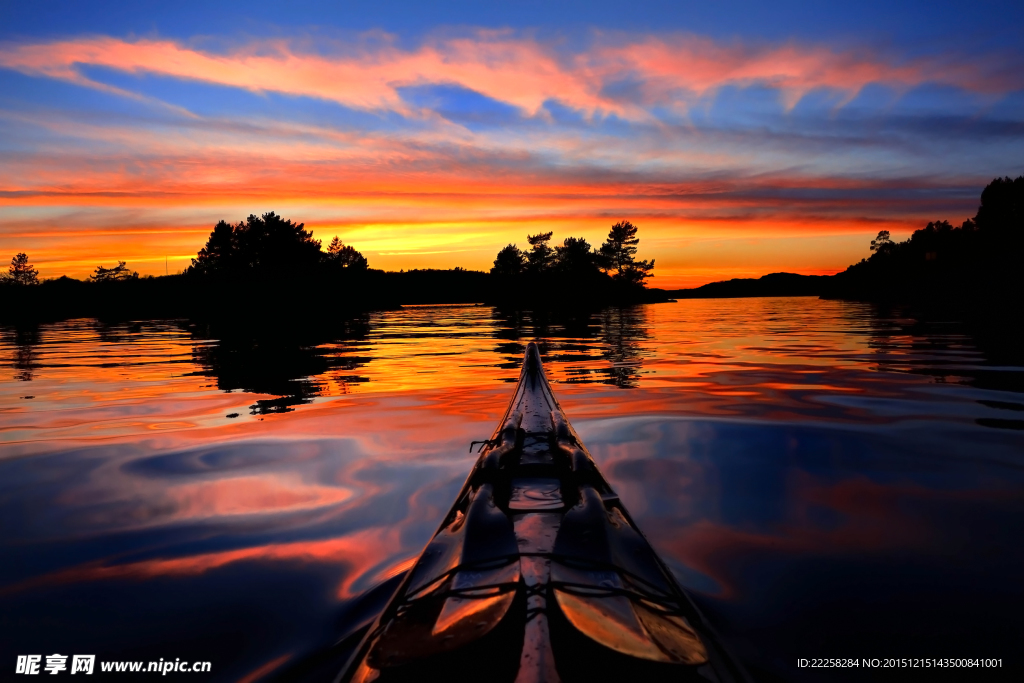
[1,32,1018,120]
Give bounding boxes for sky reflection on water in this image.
[1,298,1022,681]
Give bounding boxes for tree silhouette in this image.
[525,232,555,273]
[487,223,655,304]
[599,221,654,286]
[190,220,236,275]
[870,230,893,253]
[90,261,138,282]
[4,253,39,285]
[554,236,599,275]
[976,175,1024,251]
[189,212,323,278]
[326,236,369,270]
[491,244,526,276]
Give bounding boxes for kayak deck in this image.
[336,343,747,683]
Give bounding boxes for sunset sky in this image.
[1,1,1022,288]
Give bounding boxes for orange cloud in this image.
[594,37,933,110]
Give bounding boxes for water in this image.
[1,298,1021,681]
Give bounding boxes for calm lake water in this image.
[1,298,1022,681]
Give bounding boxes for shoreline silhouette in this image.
[1,176,1020,324]
[0,217,670,323]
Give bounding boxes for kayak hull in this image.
[336,343,748,683]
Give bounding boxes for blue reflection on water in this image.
[582,415,1024,680]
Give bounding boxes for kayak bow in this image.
[336,343,747,683]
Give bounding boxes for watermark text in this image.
[17,655,211,675]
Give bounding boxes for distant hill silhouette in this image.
[666,272,828,299]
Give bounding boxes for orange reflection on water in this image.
[4,527,403,599]
[4,299,987,456]
[236,653,293,683]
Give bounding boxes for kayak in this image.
[336,343,748,683]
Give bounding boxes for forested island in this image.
[0,216,666,322]
[826,175,1022,308]
[1,175,1020,323]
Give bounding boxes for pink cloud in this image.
[0,33,1015,120]
[591,38,931,110]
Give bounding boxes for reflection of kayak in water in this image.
[336,343,749,683]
